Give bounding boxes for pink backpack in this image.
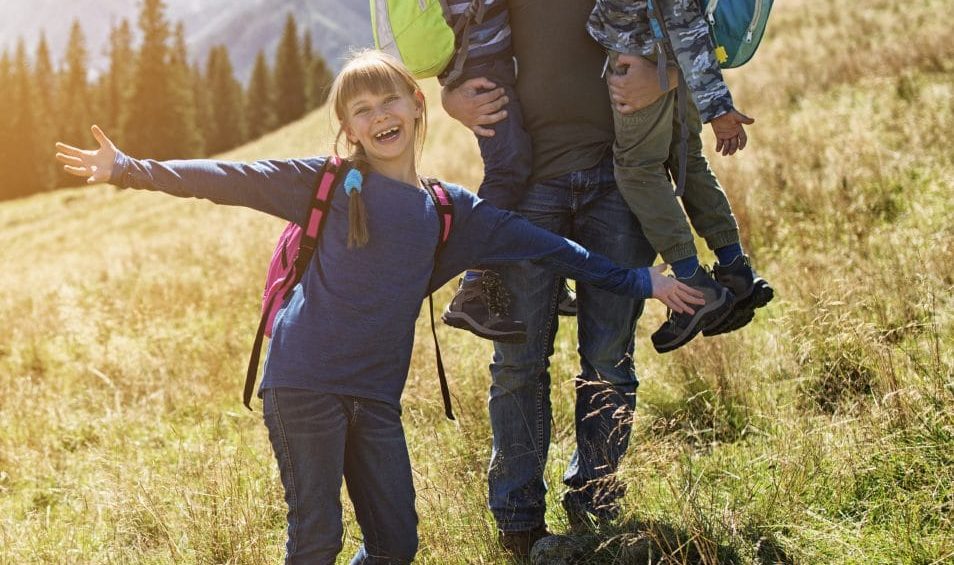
[243,158,458,420]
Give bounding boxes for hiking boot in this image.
[558,282,577,316]
[442,270,528,343]
[703,255,775,337]
[498,524,552,559]
[651,266,734,353]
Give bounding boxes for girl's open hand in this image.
[55,125,118,184]
[649,264,706,314]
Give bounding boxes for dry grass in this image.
[1,1,952,563]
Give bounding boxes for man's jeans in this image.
[263,388,418,565]
[488,155,656,531]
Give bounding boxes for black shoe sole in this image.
[703,279,774,337]
[652,288,734,353]
[441,310,528,344]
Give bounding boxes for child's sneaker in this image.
[557,282,577,316]
[651,266,734,353]
[442,270,528,343]
[703,255,774,337]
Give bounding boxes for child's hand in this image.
[649,264,705,314]
[709,110,755,156]
[55,125,119,184]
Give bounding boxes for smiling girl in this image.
[55,50,702,564]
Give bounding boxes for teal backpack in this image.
[698,0,774,68]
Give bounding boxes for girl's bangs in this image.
[338,57,410,103]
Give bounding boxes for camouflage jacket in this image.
[588,0,733,123]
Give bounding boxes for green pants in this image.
[611,84,740,264]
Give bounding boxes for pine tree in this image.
[33,33,58,190]
[0,50,16,199]
[123,0,197,160]
[7,41,40,198]
[246,50,275,140]
[59,20,92,148]
[168,22,203,157]
[300,29,332,110]
[307,53,334,110]
[273,13,306,125]
[191,61,212,152]
[104,19,135,141]
[204,45,244,154]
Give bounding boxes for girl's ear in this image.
[342,121,358,144]
[414,90,425,118]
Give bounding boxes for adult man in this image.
[442,0,676,556]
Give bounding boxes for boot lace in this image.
[480,271,513,318]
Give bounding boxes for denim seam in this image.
[271,389,300,557]
[535,281,561,479]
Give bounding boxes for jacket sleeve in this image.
[667,0,734,123]
[108,151,325,226]
[430,187,652,298]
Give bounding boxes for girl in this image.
[56,50,702,564]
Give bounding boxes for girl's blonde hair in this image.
[328,49,427,249]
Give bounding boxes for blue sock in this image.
[463,270,483,282]
[715,243,743,266]
[671,256,700,279]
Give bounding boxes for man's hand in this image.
[55,125,118,184]
[709,109,755,156]
[649,264,705,314]
[607,53,677,114]
[441,77,509,137]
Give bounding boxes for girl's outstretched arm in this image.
[55,125,323,225]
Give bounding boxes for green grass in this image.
[1,1,953,563]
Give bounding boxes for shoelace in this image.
[481,272,513,318]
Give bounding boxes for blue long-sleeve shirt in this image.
[109,153,653,406]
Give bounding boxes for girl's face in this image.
[342,87,424,169]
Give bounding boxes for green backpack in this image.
[370,0,483,82]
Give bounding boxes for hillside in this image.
[1,0,952,563]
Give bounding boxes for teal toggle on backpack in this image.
[698,0,774,68]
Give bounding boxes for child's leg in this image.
[609,58,697,271]
[666,103,774,335]
[471,54,533,212]
[665,100,742,260]
[263,388,349,565]
[444,53,533,342]
[342,397,418,564]
[608,52,732,352]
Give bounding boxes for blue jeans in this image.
[487,155,655,531]
[459,55,533,212]
[263,388,418,564]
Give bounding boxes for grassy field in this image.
[1,0,952,562]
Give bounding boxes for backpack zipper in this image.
[705,0,718,26]
[746,0,764,43]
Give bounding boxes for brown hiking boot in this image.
[498,524,551,559]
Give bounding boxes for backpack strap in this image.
[421,177,456,420]
[244,156,345,410]
[440,0,486,86]
[647,0,689,196]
